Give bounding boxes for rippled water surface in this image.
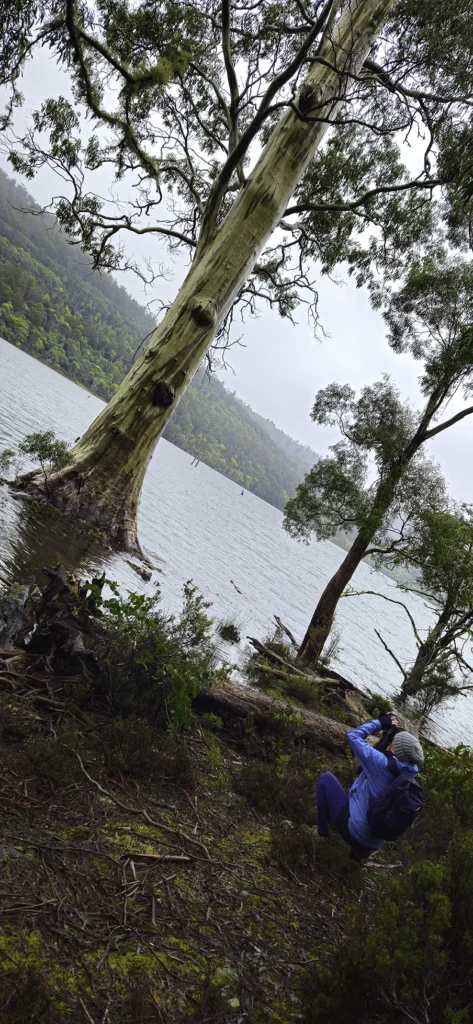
[0,337,469,746]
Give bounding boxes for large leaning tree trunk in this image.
[16,0,393,550]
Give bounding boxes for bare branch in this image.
[284,177,443,217]
[343,588,423,646]
[363,58,473,109]
[375,629,408,680]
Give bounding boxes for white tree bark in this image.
[29,0,395,547]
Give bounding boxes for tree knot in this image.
[152,379,176,408]
[298,83,319,116]
[191,297,217,327]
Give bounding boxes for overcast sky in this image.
[1,49,472,503]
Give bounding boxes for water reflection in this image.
[0,484,107,591]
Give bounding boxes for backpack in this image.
[367,757,423,841]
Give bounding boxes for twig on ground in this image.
[75,753,211,859]
[78,996,97,1024]
[120,853,193,864]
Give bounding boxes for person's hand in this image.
[378,712,397,731]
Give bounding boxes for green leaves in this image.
[385,257,473,402]
[93,577,215,729]
[3,0,473,303]
[284,445,368,541]
[1,430,70,493]
[404,507,473,606]
[285,372,448,545]
[17,430,69,470]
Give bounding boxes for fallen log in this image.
[193,676,350,753]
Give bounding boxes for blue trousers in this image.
[316,771,372,859]
[316,771,348,837]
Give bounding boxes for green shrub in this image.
[1,429,70,493]
[217,619,241,644]
[24,726,80,785]
[416,745,473,857]
[302,858,452,1023]
[91,580,216,729]
[364,692,393,719]
[272,826,362,885]
[284,674,321,707]
[200,712,224,732]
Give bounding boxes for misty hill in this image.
[236,401,318,476]
[0,168,318,509]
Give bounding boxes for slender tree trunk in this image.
[297,530,371,664]
[297,465,414,665]
[296,377,456,667]
[17,0,394,549]
[400,605,454,699]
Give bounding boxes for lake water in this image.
[0,337,469,747]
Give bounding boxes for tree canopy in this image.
[3,0,473,333]
[283,376,446,550]
[397,507,473,709]
[284,252,473,665]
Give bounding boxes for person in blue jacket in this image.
[316,713,424,860]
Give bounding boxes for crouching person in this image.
[316,714,424,861]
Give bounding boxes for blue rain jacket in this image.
[347,719,419,849]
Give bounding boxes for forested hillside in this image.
[0,169,318,508]
[0,171,155,399]
[242,404,317,473]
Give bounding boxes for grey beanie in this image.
[393,731,424,766]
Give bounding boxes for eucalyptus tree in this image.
[342,508,473,715]
[2,0,473,547]
[285,258,473,666]
[398,508,473,706]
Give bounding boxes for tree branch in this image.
[363,58,473,109]
[197,0,337,252]
[221,0,242,178]
[422,403,473,441]
[284,177,443,217]
[64,0,160,185]
[374,629,408,680]
[343,588,423,646]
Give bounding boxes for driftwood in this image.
[247,637,318,679]
[126,560,152,582]
[193,676,350,753]
[273,615,299,648]
[247,635,360,695]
